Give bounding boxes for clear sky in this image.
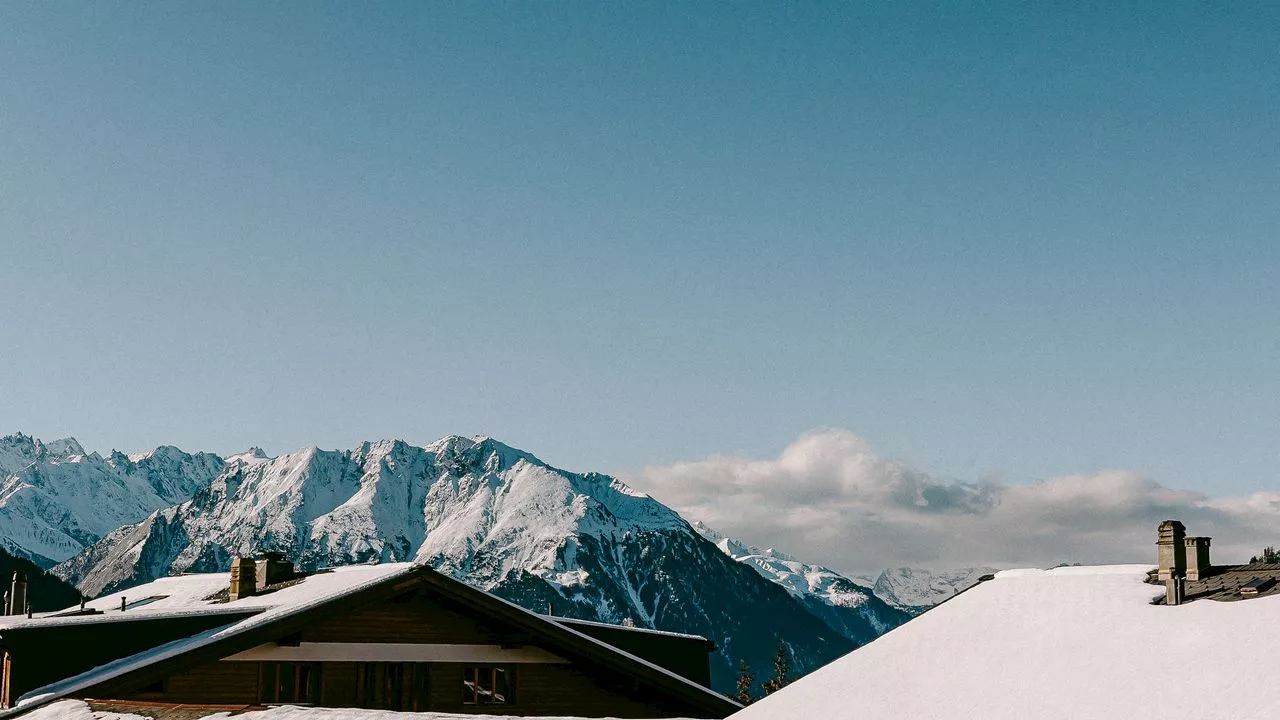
[2,3,1277,499]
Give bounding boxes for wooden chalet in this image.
[0,558,738,718]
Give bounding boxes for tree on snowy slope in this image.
[761,638,793,695]
[736,659,756,704]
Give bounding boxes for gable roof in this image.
[728,564,1280,720]
[1,563,739,719]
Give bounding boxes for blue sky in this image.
[2,3,1277,499]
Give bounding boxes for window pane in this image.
[357,663,372,708]
[462,668,478,705]
[297,664,313,704]
[260,663,278,703]
[278,662,296,703]
[412,663,429,712]
[493,667,509,704]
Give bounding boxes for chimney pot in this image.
[254,552,295,592]
[9,572,27,618]
[1184,536,1211,581]
[1157,520,1187,581]
[230,557,258,601]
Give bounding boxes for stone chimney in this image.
[255,551,295,591]
[8,572,26,616]
[229,556,257,601]
[1157,520,1186,581]
[1185,536,1211,581]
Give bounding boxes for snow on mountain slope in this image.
[224,447,272,467]
[0,434,223,567]
[0,433,83,476]
[868,566,995,613]
[694,522,909,640]
[53,436,865,694]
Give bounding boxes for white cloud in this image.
[628,428,1280,575]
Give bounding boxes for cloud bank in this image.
[630,429,1280,574]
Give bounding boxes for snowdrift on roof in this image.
[730,564,1280,720]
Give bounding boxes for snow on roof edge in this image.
[546,615,715,643]
[2,623,236,718]
[6,565,422,717]
[5,562,739,717]
[994,564,1154,579]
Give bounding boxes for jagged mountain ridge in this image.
[694,520,986,619]
[864,566,996,614]
[693,522,910,641]
[50,435,896,694]
[0,433,224,566]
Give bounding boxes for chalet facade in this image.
[0,558,738,718]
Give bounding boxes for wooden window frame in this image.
[356,661,430,711]
[2,651,11,710]
[462,665,516,706]
[259,661,322,705]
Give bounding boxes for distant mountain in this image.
[865,566,995,614]
[0,545,82,612]
[51,436,891,694]
[0,433,223,566]
[693,522,909,642]
[689,518,988,619]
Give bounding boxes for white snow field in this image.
[22,700,693,720]
[731,564,1280,720]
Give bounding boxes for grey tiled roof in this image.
[1147,563,1280,603]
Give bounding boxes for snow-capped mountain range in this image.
[22,433,896,693]
[0,432,983,693]
[0,433,223,566]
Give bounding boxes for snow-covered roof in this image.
[3,564,420,714]
[0,565,408,632]
[2,563,739,719]
[730,564,1280,720]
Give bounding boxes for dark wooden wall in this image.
[302,594,495,644]
[108,593,700,717]
[0,612,258,706]
[555,620,714,688]
[125,659,678,718]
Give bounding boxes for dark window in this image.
[462,666,514,706]
[260,662,322,704]
[122,595,169,610]
[356,662,430,711]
